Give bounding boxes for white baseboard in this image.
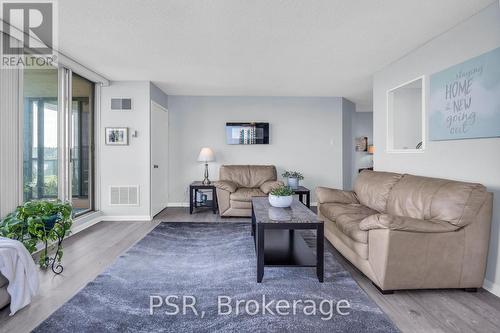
[483,279,500,297]
[167,202,189,207]
[101,215,152,222]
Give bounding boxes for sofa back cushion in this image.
[386,174,487,227]
[219,165,277,188]
[353,170,403,212]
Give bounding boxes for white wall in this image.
[373,3,500,295]
[167,96,344,204]
[100,81,152,219]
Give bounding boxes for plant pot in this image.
[43,214,59,230]
[268,194,293,208]
[287,177,299,189]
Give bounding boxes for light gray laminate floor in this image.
[1,207,499,333]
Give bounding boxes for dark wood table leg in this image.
[306,192,311,208]
[212,187,217,214]
[298,193,303,205]
[251,207,256,237]
[316,223,324,282]
[189,186,193,214]
[257,224,265,283]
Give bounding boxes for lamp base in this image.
[202,163,211,185]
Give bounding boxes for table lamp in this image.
[197,147,215,185]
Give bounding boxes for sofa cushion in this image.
[319,203,378,244]
[387,174,488,227]
[335,214,370,244]
[230,188,266,201]
[260,180,284,194]
[319,203,378,221]
[354,170,402,213]
[220,165,277,188]
[230,200,252,209]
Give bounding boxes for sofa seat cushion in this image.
[230,188,266,202]
[319,203,378,244]
[229,200,252,209]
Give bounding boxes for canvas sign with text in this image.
[429,46,500,141]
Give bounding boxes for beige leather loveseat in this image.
[316,170,493,293]
[215,165,283,217]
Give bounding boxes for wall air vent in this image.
[110,186,139,206]
[111,98,132,111]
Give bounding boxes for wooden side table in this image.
[292,186,310,208]
[189,181,218,214]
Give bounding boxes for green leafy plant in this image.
[270,185,294,197]
[282,171,304,180]
[0,200,73,271]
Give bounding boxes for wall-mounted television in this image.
[226,122,269,145]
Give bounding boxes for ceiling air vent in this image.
[110,186,139,206]
[111,98,132,111]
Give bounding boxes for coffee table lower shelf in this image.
[259,229,317,267]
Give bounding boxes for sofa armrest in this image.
[214,180,238,193]
[360,214,460,233]
[260,180,284,194]
[315,187,359,204]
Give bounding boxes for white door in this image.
[151,102,169,217]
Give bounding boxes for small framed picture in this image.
[105,127,129,145]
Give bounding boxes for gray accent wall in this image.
[150,82,168,109]
[341,98,355,190]
[167,96,344,205]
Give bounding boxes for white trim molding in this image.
[483,279,500,297]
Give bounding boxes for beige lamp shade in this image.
[197,147,215,162]
[367,145,375,154]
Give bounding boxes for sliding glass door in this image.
[23,67,96,216]
[71,73,95,215]
[23,68,59,201]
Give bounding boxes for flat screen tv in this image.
[226,122,269,145]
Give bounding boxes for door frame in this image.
[150,101,169,218]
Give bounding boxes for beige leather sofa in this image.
[316,170,493,293]
[215,165,283,217]
[0,273,9,309]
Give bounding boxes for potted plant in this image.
[268,185,294,208]
[0,200,73,274]
[282,170,304,190]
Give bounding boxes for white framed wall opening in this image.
[386,76,426,153]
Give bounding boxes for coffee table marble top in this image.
[251,197,320,224]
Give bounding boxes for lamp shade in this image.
[197,147,215,162]
[367,145,375,154]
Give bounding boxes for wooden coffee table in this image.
[251,197,324,283]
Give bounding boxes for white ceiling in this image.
[58,0,495,111]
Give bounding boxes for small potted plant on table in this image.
[268,185,294,208]
[282,170,304,190]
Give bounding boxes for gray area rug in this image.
[34,223,399,332]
